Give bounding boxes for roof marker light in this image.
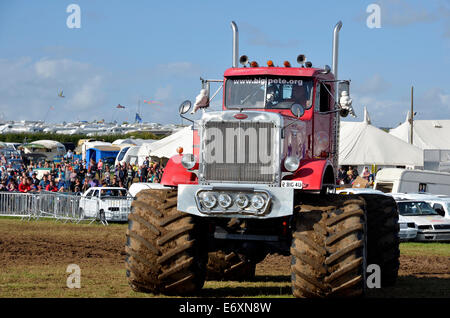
[283,61,291,67]
[250,61,259,67]
[267,60,274,67]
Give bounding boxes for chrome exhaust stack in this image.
[231,21,239,68]
[332,21,343,170]
[332,21,342,91]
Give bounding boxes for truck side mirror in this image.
[338,80,350,98]
[179,100,192,115]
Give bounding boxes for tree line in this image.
[0,131,165,145]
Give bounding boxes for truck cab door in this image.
[313,82,333,159]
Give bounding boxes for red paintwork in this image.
[163,65,337,190]
[160,154,198,186]
[222,67,334,122]
[283,159,334,190]
[193,128,200,158]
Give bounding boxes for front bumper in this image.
[105,211,130,222]
[177,184,294,219]
[416,230,450,242]
[399,228,417,241]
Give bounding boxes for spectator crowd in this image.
[0,151,164,195]
[337,166,376,186]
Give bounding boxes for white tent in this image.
[149,126,193,158]
[112,138,157,146]
[389,113,450,150]
[135,127,193,164]
[22,140,66,161]
[339,108,423,167]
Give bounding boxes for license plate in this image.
[281,180,303,189]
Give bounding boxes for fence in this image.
[0,191,125,225]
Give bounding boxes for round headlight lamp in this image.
[284,156,300,172]
[200,192,217,209]
[235,194,250,209]
[218,193,233,209]
[251,194,265,210]
[181,153,196,170]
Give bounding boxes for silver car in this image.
[395,199,450,242]
[398,215,418,241]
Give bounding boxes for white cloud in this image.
[154,85,173,101]
[356,74,391,95]
[241,23,300,48]
[34,58,89,79]
[67,75,105,110]
[0,57,107,122]
[154,61,200,77]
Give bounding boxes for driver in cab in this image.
[266,84,309,108]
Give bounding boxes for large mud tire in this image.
[206,250,256,281]
[291,194,367,298]
[359,194,400,287]
[125,189,207,295]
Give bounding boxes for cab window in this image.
[316,82,331,112]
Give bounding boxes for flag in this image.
[135,113,142,123]
[116,104,125,109]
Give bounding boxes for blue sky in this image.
[0,0,449,127]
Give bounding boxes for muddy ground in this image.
[0,219,449,297]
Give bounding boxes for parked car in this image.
[393,197,450,242]
[390,193,450,221]
[398,215,418,241]
[78,186,132,222]
[426,198,450,221]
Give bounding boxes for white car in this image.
[78,187,133,222]
[395,199,450,242]
[391,193,450,221]
[398,215,418,241]
[426,198,450,220]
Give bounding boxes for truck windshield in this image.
[225,77,314,110]
[397,201,439,216]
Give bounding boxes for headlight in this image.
[181,153,196,169]
[284,156,300,172]
[399,223,407,229]
[200,192,217,209]
[218,193,232,209]
[235,194,249,209]
[251,194,265,210]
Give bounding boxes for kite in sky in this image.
[116,104,126,109]
[143,100,163,105]
[58,90,65,98]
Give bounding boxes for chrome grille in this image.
[202,121,278,183]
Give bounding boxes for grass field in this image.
[0,218,449,298]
